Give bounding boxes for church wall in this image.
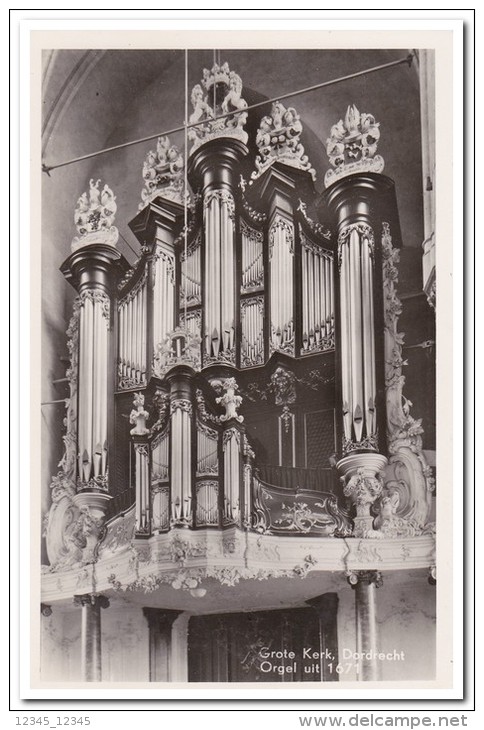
[377,572,436,681]
[100,603,150,682]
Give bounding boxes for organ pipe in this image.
[338,223,377,449]
[300,229,335,354]
[170,400,193,525]
[203,190,235,363]
[269,215,294,356]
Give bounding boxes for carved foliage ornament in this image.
[203,189,235,220]
[337,223,375,271]
[324,105,384,187]
[196,389,221,425]
[72,178,118,250]
[170,398,193,417]
[251,101,316,181]
[382,222,434,528]
[79,289,111,326]
[58,298,80,483]
[139,135,186,209]
[269,215,294,256]
[297,201,332,240]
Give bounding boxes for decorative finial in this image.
[324,105,384,187]
[72,178,118,251]
[216,378,244,423]
[129,393,150,435]
[139,136,187,209]
[188,62,248,154]
[251,101,315,182]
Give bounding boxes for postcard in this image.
[25,23,461,698]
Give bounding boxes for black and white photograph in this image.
[28,24,459,695]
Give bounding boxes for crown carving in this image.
[139,136,187,210]
[324,105,384,188]
[72,178,118,251]
[188,61,248,154]
[251,101,315,182]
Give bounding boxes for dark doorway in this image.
[188,603,338,682]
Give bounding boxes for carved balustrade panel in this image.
[253,477,352,537]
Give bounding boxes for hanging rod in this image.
[42,53,413,175]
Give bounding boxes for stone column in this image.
[73,593,110,682]
[306,592,339,681]
[143,608,182,682]
[348,570,382,681]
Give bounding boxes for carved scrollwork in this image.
[252,477,352,537]
[44,473,106,571]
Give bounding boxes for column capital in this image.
[187,137,249,193]
[347,570,383,589]
[41,603,52,617]
[60,244,129,294]
[143,608,183,631]
[73,593,110,609]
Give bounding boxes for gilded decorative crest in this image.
[324,105,384,187]
[251,101,315,181]
[139,136,186,209]
[72,178,118,250]
[188,62,248,153]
